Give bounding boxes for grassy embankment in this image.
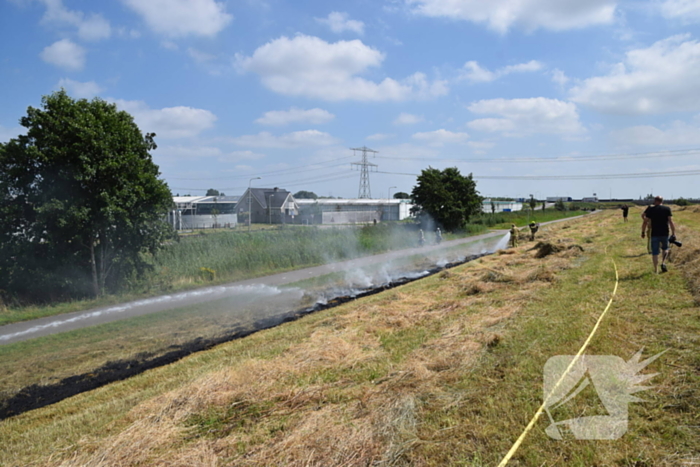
[1,207,697,466]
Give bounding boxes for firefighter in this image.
[529,221,539,241]
[509,224,518,247]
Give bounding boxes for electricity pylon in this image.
[350,146,378,199]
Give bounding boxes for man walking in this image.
[641,196,676,273]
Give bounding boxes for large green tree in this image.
[411,167,482,231]
[0,90,173,302]
[293,190,318,199]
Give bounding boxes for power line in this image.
[376,169,700,180]
[167,154,357,181]
[374,147,700,164]
[171,171,359,193]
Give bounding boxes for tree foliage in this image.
[294,190,318,199]
[529,194,537,211]
[206,188,225,196]
[0,90,174,302]
[393,191,410,199]
[410,167,482,231]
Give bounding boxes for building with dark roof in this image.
[238,187,299,224]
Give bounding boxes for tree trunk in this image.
[89,239,99,298]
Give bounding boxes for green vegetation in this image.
[1,210,697,466]
[293,190,318,199]
[411,166,482,230]
[472,208,587,229]
[0,91,173,303]
[154,224,418,287]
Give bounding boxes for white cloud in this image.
[221,150,266,162]
[661,0,700,22]
[187,47,217,63]
[393,112,425,125]
[570,35,700,114]
[374,142,440,159]
[56,78,103,98]
[156,145,222,159]
[551,68,569,86]
[316,12,365,35]
[405,0,616,33]
[122,0,232,37]
[467,97,586,137]
[255,108,335,126]
[40,39,86,70]
[39,0,111,41]
[412,129,470,145]
[366,133,395,141]
[460,60,543,83]
[237,35,448,101]
[117,27,141,39]
[112,99,217,139]
[467,141,496,155]
[467,140,496,150]
[611,116,700,145]
[230,130,340,148]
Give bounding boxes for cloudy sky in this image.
[2,0,700,200]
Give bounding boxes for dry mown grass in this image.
[673,224,700,303]
[20,224,588,467]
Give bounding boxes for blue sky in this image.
[2,0,700,200]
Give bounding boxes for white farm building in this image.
[481,199,524,213]
[170,196,239,230]
[296,199,414,224]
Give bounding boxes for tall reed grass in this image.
[152,224,420,288]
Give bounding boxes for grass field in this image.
[1,206,697,466]
[477,208,589,229]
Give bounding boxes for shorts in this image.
[650,236,669,256]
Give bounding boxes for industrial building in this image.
[238,187,300,225]
[481,199,524,213]
[170,196,239,230]
[296,199,414,224]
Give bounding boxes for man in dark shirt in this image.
[641,196,676,273]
